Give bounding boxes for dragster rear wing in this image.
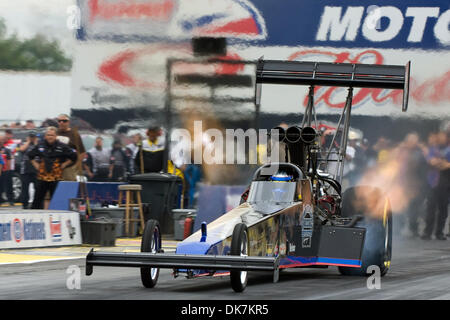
[255,60,411,112]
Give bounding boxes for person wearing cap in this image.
[18,131,39,209]
[56,114,86,181]
[134,125,185,183]
[28,127,78,209]
[135,126,166,173]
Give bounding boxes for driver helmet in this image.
[270,171,293,182]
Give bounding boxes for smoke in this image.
[178,104,248,185]
[352,136,424,218]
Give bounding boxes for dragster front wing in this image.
[85,249,280,275]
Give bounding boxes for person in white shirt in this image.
[84,137,111,181]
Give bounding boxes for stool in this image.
[118,184,146,237]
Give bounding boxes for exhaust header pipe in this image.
[270,126,316,144]
[300,126,317,144]
[270,125,310,170]
[285,126,302,144]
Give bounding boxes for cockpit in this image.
[247,163,303,215]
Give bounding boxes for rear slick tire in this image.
[230,223,249,292]
[338,186,392,277]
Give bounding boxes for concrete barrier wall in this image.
[0,210,81,249]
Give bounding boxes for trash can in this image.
[172,209,197,240]
[129,173,183,235]
[91,207,139,238]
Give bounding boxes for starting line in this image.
[0,253,85,265]
[0,237,179,265]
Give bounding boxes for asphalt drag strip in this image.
[1,236,450,300]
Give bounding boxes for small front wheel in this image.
[230,223,249,292]
[140,219,161,288]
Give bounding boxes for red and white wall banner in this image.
[0,211,82,249]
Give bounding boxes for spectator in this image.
[25,120,36,129]
[83,137,111,182]
[184,163,202,208]
[135,125,185,180]
[126,133,143,175]
[4,129,18,172]
[82,153,92,178]
[0,135,14,206]
[109,140,129,181]
[321,128,339,177]
[399,132,428,237]
[4,129,16,145]
[359,138,373,166]
[28,127,77,209]
[41,118,58,127]
[56,114,86,181]
[346,132,366,186]
[444,132,450,238]
[18,132,39,209]
[135,125,165,173]
[330,131,359,185]
[422,131,450,240]
[124,146,135,177]
[372,136,392,164]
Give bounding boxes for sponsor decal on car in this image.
[280,243,286,255]
[301,205,314,248]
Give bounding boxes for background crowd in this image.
[0,114,202,211]
[0,116,448,240]
[339,125,450,240]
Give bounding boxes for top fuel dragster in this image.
[86,59,410,292]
